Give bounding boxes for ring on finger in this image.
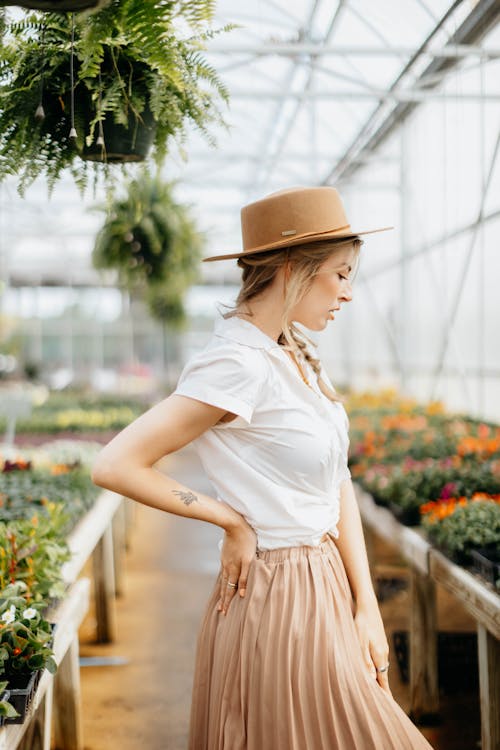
[375,662,390,673]
[226,581,238,589]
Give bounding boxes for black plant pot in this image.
[432,541,471,567]
[0,688,12,727]
[0,0,109,9]
[82,106,156,163]
[4,670,39,725]
[387,501,421,526]
[470,547,500,588]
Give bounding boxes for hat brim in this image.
[202,225,394,262]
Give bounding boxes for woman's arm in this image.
[333,478,392,696]
[333,478,377,608]
[91,393,256,613]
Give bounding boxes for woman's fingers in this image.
[218,571,228,611]
[376,668,392,696]
[221,568,239,615]
[238,561,250,598]
[363,645,377,679]
[219,559,251,614]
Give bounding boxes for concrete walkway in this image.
[78,445,480,749]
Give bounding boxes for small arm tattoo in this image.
[172,489,198,506]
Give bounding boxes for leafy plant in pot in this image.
[421,497,500,566]
[0,1,233,193]
[0,583,57,723]
[92,170,203,328]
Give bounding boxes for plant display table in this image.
[0,487,130,747]
[64,489,125,642]
[355,484,500,750]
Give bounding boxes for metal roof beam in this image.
[229,90,500,102]
[206,42,500,59]
[322,0,500,185]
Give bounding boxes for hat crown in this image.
[241,186,350,253]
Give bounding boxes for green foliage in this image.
[0,582,57,678]
[93,170,202,326]
[0,465,99,536]
[0,504,71,601]
[422,500,500,561]
[361,461,500,511]
[0,0,235,193]
[0,404,141,433]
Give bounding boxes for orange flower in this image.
[12,647,21,656]
[50,463,70,475]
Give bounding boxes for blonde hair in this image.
[222,237,363,403]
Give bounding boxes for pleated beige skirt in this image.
[189,533,435,750]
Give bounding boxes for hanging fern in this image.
[0,0,237,193]
[92,169,203,326]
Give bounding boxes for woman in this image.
[92,186,435,749]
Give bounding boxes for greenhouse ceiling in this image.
[0,0,499,287]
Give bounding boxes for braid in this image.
[279,325,343,404]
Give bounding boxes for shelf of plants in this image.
[0,440,127,745]
[346,389,500,749]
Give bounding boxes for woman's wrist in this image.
[219,504,247,534]
[354,589,379,610]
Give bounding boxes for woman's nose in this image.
[341,281,353,302]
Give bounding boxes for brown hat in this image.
[202,185,393,262]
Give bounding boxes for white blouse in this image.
[172,312,351,551]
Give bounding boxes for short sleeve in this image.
[172,342,266,425]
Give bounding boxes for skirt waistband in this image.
[256,532,334,563]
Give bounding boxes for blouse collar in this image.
[214,312,281,351]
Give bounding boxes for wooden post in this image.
[363,523,376,570]
[477,623,500,750]
[408,567,440,723]
[122,495,136,552]
[92,523,117,643]
[112,498,127,597]
[53,636,83,750]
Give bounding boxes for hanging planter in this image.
[0,0,109,10]
[82,105,156,163]
[92,170,203,327]
[76,56,157,163]
[0,1,233,193]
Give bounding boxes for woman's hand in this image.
[353,600,393,698]
[218,518,257,615]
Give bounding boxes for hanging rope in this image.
[96,67,105,148]
[35,26,45,121]
[69,13,77,139]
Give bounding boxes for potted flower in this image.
[0,1,233,193]
[421,497,500,569]
[92,170,203,327]
[0,584,57,723]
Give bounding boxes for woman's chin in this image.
[294,318,330,331]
